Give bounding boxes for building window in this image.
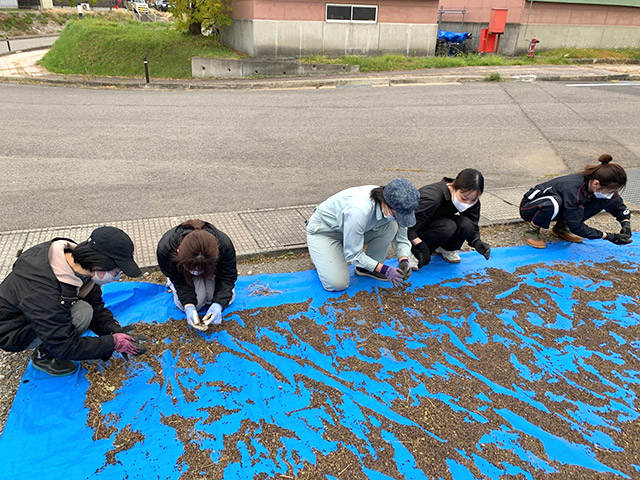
[326,4,378,23]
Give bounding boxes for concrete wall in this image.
[439,21,521,55]
[514,24,640,52]
[439,20,640,55]
[222,19,438,56]
[221,19,257,56]
[0,0,19,6]
[192,56,359,78]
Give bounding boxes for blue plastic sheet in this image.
[0,236,639,479]
[438,29,471,44]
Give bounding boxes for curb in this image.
[1,71,639,91]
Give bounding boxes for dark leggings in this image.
[520,195,604,229]
[416,216,475,252]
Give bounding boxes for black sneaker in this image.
[32,346,78,377]
[355,267,388,281]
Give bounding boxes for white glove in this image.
[203,303,223,326]
[185,304,207,331]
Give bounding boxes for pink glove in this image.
[113,333,139,355]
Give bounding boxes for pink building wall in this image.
[437,0,524,24]
[232,0,438,23]
[525,3,640,26]
[435,0,640,26]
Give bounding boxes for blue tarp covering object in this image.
[1,237,639,479]
[438,29,471,44]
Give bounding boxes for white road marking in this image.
[566,82,640,87]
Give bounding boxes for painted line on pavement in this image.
[566,82,640,87]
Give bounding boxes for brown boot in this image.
[552,221,583,243]
[524,223,546,249]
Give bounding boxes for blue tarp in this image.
[438,29,471,44]
[0,236,639,479]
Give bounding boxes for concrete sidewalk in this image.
[0,49,639,90]
[2,183,639,281]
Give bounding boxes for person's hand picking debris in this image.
[203,303,223,326]
[113,333,147,359]
[398,259,412,280]
[185,304,207,331]
[381,265,409,288]
[471,238,491,260]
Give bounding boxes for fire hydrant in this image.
[527,37,540,58]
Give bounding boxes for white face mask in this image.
[189,270,202,276]
[594,191,614,200]
[92,269,122,285]
[452,191,475,212]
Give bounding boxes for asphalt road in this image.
[1,81,639,230]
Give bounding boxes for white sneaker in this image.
[435,247,461,264]
[408,252,420,271]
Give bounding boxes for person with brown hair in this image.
[520,154,632,249]
[157,220,237,331]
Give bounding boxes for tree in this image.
[172,0,232,36]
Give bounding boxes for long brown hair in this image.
[174,219,219,282]
[580,154,627,190]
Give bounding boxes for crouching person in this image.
[0,226,146,377]
[157,219,237,332]
[307,178,420,292]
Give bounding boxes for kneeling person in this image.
[157,219,237,331]
[0,227,146,377]
[307,178,420,292]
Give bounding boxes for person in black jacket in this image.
[407,169,491,269]
[520,154,632,249]
[0,226,146,377]
[157,219,237,331]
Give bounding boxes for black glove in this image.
[398,259,411,281]
[411,243,431,269]
[121,335,148,361]
[111,324,135,334]
[620,222,632,238]
[606,232,632,245]
[471,239,491,260]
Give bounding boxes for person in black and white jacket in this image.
[520,154,632,249]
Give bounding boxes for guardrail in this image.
[0,34,60,56]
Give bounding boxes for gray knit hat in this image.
[383,178,420,228]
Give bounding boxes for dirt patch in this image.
[83,258,640,478]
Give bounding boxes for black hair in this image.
[452,169,484,194]
[369,186,385,204]
[70,241,117,272]
[580,154,627,189]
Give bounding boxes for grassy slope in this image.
[0,9,74,36]
[40,16,240,79]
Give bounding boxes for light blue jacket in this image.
[310,185,411,271]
